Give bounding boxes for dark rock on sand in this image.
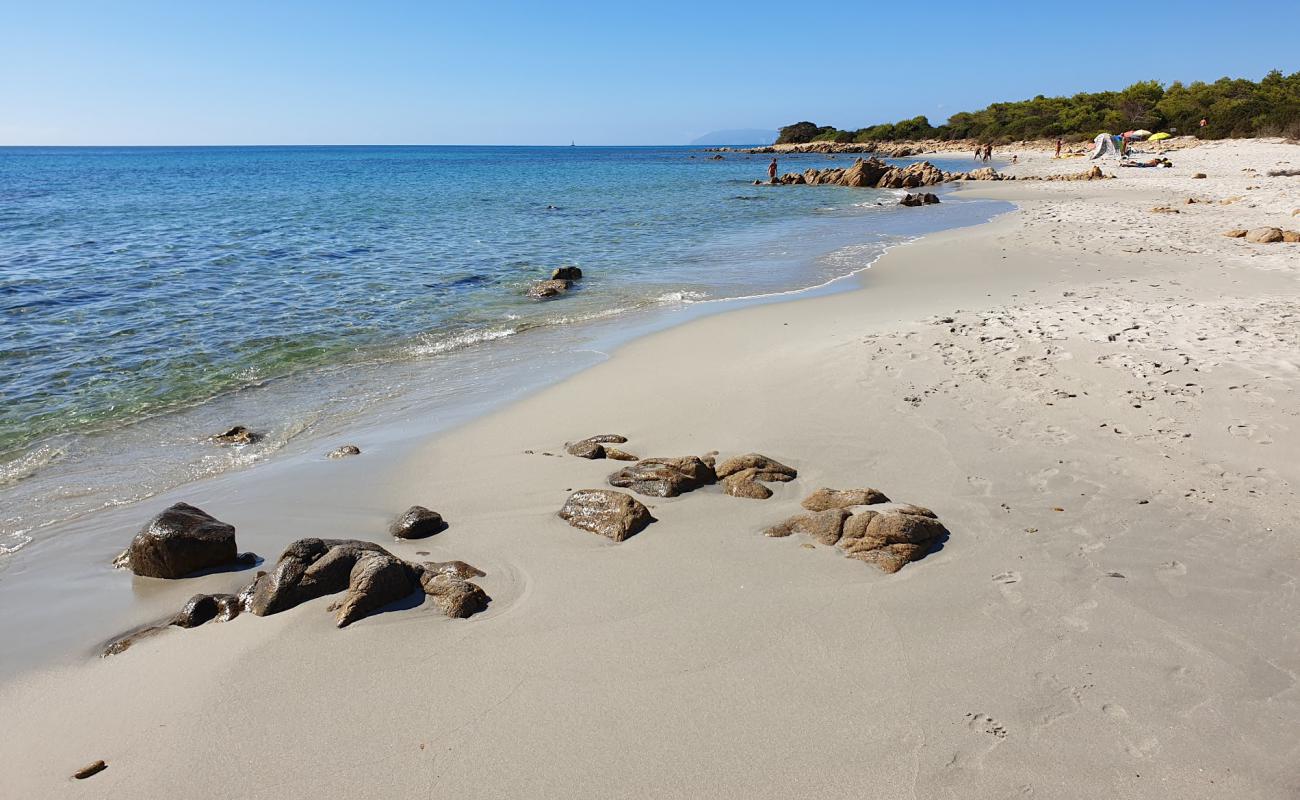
[767,499,946,573]
[73,760,108,780]
[327,444,361,458]
[210,425,262,445]
[528,278,571,298]
[174,593,243,628]
[608,456,716,497]
[389,505,447,539]
[243,538,488,627]
[558,489,655,541]
[419,572,491,618]
[801,487,891,511]
[112,503,254,579]
[551,266,583,280]
[715,453,797,500]
[565,434,634,460]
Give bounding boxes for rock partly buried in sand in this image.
[1283,230,1300,243]
[768,497,947,573]
[527,278,571,298]
[1192,173,1207,179]
[1244,227,1284,243]
[389,505,447,539]
[73,760,108,780]
[801,487,891,511]
[327,444,361,458]
[244,538,489,627]
[103,540,489,655]
[565,434,638,460]
[551,266,583,280]
[209,425,262,445]
[899,192,940,207]
[1223,229,1249,238]
[608,456,716,497]
[112,503,255,579]
[558,489,655,542]
[715,453,797,500]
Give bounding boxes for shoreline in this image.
[2,139,1298,797]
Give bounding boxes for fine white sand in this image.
[2,139,1298,799]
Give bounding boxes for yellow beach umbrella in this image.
[1148,132,1171,141]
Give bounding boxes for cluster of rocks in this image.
[1019,165,1109,182]
[746,142,923,157]
[900,192,940,207]
[527,266,584,299]
[1224,227,1300,243]
[766,157,947,189]
[105,502,489,656]
[766,488,948,573]
[564,434,638,461]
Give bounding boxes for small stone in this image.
[327,444,361,458]
[1191,173,1206,179]
[74,760,108,780]
[209,425,262,445]
[389,506,447,539]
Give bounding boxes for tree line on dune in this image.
[777,71,1300,144]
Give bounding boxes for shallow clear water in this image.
[0,145,1006,550]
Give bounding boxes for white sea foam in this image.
[0,443,68,487]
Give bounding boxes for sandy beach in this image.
[2,139,1299,798]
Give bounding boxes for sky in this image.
[2,0,1298,146]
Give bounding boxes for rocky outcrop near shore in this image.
[104,537,491,655]
[112,503,257,579]
[772,157,948,190]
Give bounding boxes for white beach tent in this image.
[1089,133,1119,159]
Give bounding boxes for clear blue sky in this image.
[2,0,1297,145]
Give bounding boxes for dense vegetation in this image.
[777,71,1300,144]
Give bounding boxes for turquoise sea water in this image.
[0,145,1006,549]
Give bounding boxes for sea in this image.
[0,145,1008,555]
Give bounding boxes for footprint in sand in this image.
[992,571,1023,605]
[1102,703,1129,719]
[1156,559,1188,598]
[966,475,994,497]
[1062,598,1098,632]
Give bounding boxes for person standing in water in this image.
[768,157,778,184]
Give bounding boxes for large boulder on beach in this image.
[839,157,890,188]
[558,489,655,541]
[608,456,716,497]
[527,279,571,298]
[112,503,254,579]
[1244,227,1284,243]
[389,505,447,539]
[766,500,947,573]
[801,487,891,511]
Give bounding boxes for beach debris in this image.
[767,493,947,574]
[1192,173,1207,179]
[112,502,256,579]
[608,456,716,497]
[899,192,940,207]
[715,453,797,500]
[551,266,583,280]
[565,434,637,460]
[1223,229,1248,238]
[558,489,655,542]
[327,444,361,458]
[801,487,891,511]
[73,760,108,780]
[1244,227,1284,243]
[209,425,262,445]
[527,279,571,299]
[1149,206,1180,214]
[389,505,447,539]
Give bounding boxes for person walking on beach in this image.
[768,157,778,184]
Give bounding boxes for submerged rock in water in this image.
[209,425,262,445]
[551,266,583,280]
[327,444,361,458]
[112,503,255,579]
[527,278,571,298]
[389,505,447,539]
[608,455,716,497]
[558,489,655,542]
[899,192,940,207]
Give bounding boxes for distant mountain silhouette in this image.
[689,129,776,146]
